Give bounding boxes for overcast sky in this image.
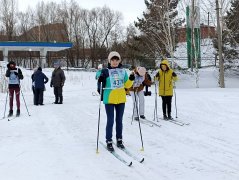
[17,0,146,26]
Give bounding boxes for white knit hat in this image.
[137,66,146,76]
[108,51,121,62]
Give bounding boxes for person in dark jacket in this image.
[50,61,65,104]
[5,61,24,117]
[33,67,49,105]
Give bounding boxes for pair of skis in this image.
[155,117,190,126]
[99,141,144,167]
[7,115,20,121]
[129,116,161,128]
[139,117,189,127]
[139,118,162,128]
[0,115,19,121]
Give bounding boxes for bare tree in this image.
[35,1,62,42]
[82,6,123,67]
[0,0,18,40]
[17,10,35,40]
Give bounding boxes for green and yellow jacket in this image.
[98,64,133,104]
[155,60,178,96]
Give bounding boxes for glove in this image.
[14,72,18,76]
[172,72,177,77]
[98,74,105,82]
[129,74,135,81]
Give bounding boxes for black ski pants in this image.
[161,96,172,116]
[34,88,44,105]
[54,87,63,103]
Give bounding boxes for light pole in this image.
[191,0,195,72]
[29,48,32,69]
[216,0,225,88]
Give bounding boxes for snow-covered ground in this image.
[0,67,239,180]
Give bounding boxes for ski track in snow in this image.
[0,69,239,180]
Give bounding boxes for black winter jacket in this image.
[50,67,65,87]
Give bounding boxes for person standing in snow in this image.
[98,51,134,152]
[50,61,65,104]
[155,59,178,120]
[33,67,49,105]
[5,61,24,117]
[95,64,103,94]
[128,66,152,121]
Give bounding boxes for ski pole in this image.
[133,89,144,151]
[2,90,9,118]
[131,93,135,125]
[174,83,178,118]
[20,87,31,116]
[96,82,103,154]
[154,82,159,121]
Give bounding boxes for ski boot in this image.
[116,139,125,149]
[167,115,173,120]
[16,109,20,117]
[140,115,146,119]
[58,96,63,104]
[8,110,13,117]
[134,117,139,121]
[163,114,168,120]
[106,141,114,152]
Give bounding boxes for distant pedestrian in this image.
[50,61,65,104]
[5,61,24,117]
[33,67,48,105]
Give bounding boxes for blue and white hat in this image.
[53,60,61,67]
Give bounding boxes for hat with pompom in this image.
[137,66,146,76]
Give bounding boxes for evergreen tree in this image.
[216,0,239,64]
[135,0,184,58]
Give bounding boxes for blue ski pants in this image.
[105,103,125,142]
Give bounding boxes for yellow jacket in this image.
[99,66,133,104]
[155,60,178,96]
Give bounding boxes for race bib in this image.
[108,68,125,89]
[9,70,19,84]
[133,74,145,88]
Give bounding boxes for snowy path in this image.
[0,70,239,180]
